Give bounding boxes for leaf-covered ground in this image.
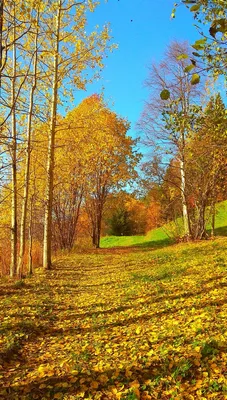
[1,239,227,399]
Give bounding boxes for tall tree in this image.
[65,95,140,248]
[0,1,40,277]
[0,0,4,83]
[17,9,40,277]
[138,41,203,238]
[186,93,227,239]
[10,3,17,277]
[42,0,112,268]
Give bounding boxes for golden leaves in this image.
[1,238,227,399]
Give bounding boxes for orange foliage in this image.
[145,201,161,231]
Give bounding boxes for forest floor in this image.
[1,238,227,399]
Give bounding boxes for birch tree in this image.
[138,41,203,238]
[41,0,112,268]
[0,1,40,276]
[10,4,17,277]
[17,10,40,277]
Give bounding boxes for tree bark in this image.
[0,0,4,82]
[17,14,39,277]
[43,0,61,269]
[10,8,17,278]
[210,173,216,238]
[180,157,190,238]
[211,201,215,238]
[28,195,34,275]
[195,199,207,240]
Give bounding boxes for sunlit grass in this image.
[101,200,227,249]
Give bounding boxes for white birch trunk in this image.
[43,1,61,269]
[28,195,34,275]
[10,7,17,278]
[0,0,4,79]
[180,157,189,237]
[17,15,39,277]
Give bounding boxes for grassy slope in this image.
[1,238,227,399]
[101,200,227,249]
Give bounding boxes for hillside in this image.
[101,200,227,249]
[1,238,227,399]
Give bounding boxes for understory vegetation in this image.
[101,200,227,249]
[1,238,227,399]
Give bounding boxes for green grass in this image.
[101,199,227,249]
[207,200,227,235]
[101,226,174,249]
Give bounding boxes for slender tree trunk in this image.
[210,173,216,238]
[211,201,215,238]
[43,1,61,269]
[17,15,39,276]
[28,195,34,275]
[179,74,191,239]
[0,0,4,83]
[195,199,206,240]
[10,11,17,278]
[179,157,190,238]
[95,208,102,248]
[92,225,96,246]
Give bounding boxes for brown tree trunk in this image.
[211,200,215,238]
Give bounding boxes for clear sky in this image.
[75,0,201,142]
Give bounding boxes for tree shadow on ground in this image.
[97,238,175,254]
[3,337,227,400]
[207,226,227,237]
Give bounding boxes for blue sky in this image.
[75,0,201,141]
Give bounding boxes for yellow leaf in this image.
[71,370,78,375]
[98,374,109,384]
[90,381,99,389]
[129,380,140,389]
[39,384,46,389]
[136,326,141,335]
[54,394,63,399]
[126,369,133,378]
[195,379,203,389]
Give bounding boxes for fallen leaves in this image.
[0,238,227,399]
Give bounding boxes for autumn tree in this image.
[51,117,86,250]
[17,9,40,277]
[142,158,183,225]
[105,192,148,236]
[178,1,227,80]
[65,95,140,248]
[138,41,203,238]
[0,1,40,277]
[185,93,227,238]
[0,0,114,276]
[41,0,112,269]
